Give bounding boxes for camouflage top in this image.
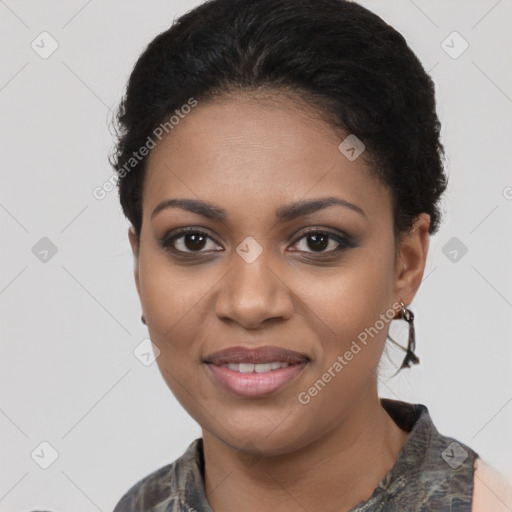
[113,399,478,512]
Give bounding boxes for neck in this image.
[202,392,410,512]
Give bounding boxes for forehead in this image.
[142,93,391,226]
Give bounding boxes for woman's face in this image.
[129,93,428,455]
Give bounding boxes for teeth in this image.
[255,363,271,373]
[223,362,291,373]
[239,363,254,373]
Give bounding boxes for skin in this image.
[128,91,430,511]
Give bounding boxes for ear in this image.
[394,213,431,306]
[128,226,142,301]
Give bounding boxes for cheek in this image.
[137,253,220,404]
[297,249,396,408]
[139,255,214,408]
[305,248,395,343]
[293,256,397,430]
[138,250,216,341]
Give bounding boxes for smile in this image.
[221,362,291,373]
[203,345,309,398]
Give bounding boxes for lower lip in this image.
[206,362,308,398]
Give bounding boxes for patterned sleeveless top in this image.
[113,399,479,511]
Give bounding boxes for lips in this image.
[204,345,309,398]
[204,345,309,365]
[222,361,290,373]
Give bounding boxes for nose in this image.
[214,246,294,329]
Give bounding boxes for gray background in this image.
[1,0,511,510]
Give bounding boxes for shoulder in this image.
[112,461,181,512]
[379,399,478,509]
[472,459,512,512]
[112,439,203,512]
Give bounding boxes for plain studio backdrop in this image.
[1,0,511,510]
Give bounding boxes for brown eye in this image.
[291,229,354,254]
[303,233,330,252]
[179,232,208,251]
[161,229,222,254]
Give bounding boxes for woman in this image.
[109,0,512,510]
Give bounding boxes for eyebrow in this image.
[151,196,367,222]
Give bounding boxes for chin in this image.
[205,407,312,455]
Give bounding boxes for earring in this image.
[141,314,146,325]
[387,301,420,371]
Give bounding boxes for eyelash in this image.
[160,226,355,258]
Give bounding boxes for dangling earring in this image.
[141,314,147,325]
[387,301,420,371]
